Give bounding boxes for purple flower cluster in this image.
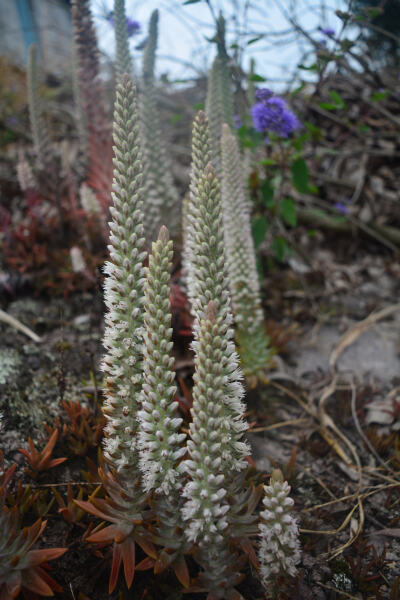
[320,27,335,37]
[251,89,300,139]
[106,11,141,37]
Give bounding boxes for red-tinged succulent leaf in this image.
[109,543,122,594]
[18,430,66,475]
[86,524,120,544]
[20,566,55,596]
[18,448,33,462]
[239,538,259,570]
[135,557,155,571]
[25,547,67,568]
[47,458,67,469]
[114,526,132,544]
[249,484,264,514]
[121,539,135,589]
[135,537,157,559]
[0,461,16,491]
[154,549,175,575]
[24,519,47,551]
[73,499,113,522]
[1,573,21,600]
[244,455,256,468]
[35,567,64,594]
[173,554,190,588]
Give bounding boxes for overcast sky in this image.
[91,0,350,91]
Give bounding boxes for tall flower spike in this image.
[140,10,180,243]
[71,0,107,144]
[186,163,249,467]
[72,0,111,210]
[27,44,50,170]
[114,0,133,79]
[182,301,248,597]
[205,14,234,170]
[102,73,147,479]
[183,110,211,305]
[221,123,271,381]
[138,226,186,496]
[258,469,301,588]
[72,40,88,168]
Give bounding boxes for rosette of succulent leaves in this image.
[203,18,271,383]
[0,453,67,599]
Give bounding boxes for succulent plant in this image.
[0,454,66,600]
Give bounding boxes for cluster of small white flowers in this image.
[114,0,132,79]
[221,124,264,335]
[183,111,211,305]
[16,150,35,192]
[27,44,50,171]
[205,15,234,171]
[181,303,234,547]
[258,470,301,585]
[101,74,147,478]
[80,183,101,216]
[137,226,186,496]
[184,164,250,475]
[220,124,271,378]
[70,246,87,273]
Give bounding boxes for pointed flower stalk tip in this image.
[158,224,169,243]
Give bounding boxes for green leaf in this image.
[304,122,322,139]
[319,102,339,111]
[291,82,306,96]
[280,198,297,227]
[358,124,371,133]
[259,158,276,166]
[193,102,204,111]
[298,63,317,71]
[371,91,388,102]
[252,216,268,248]
[329,90,346,109]
[261,180,275,208]
[248,73,266,82]
[182,0,202,4]
[169,113,183,124]
[247,36,263,46]
[271,237,290,262]
[291,158,309,194]
[364,7,383,19]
